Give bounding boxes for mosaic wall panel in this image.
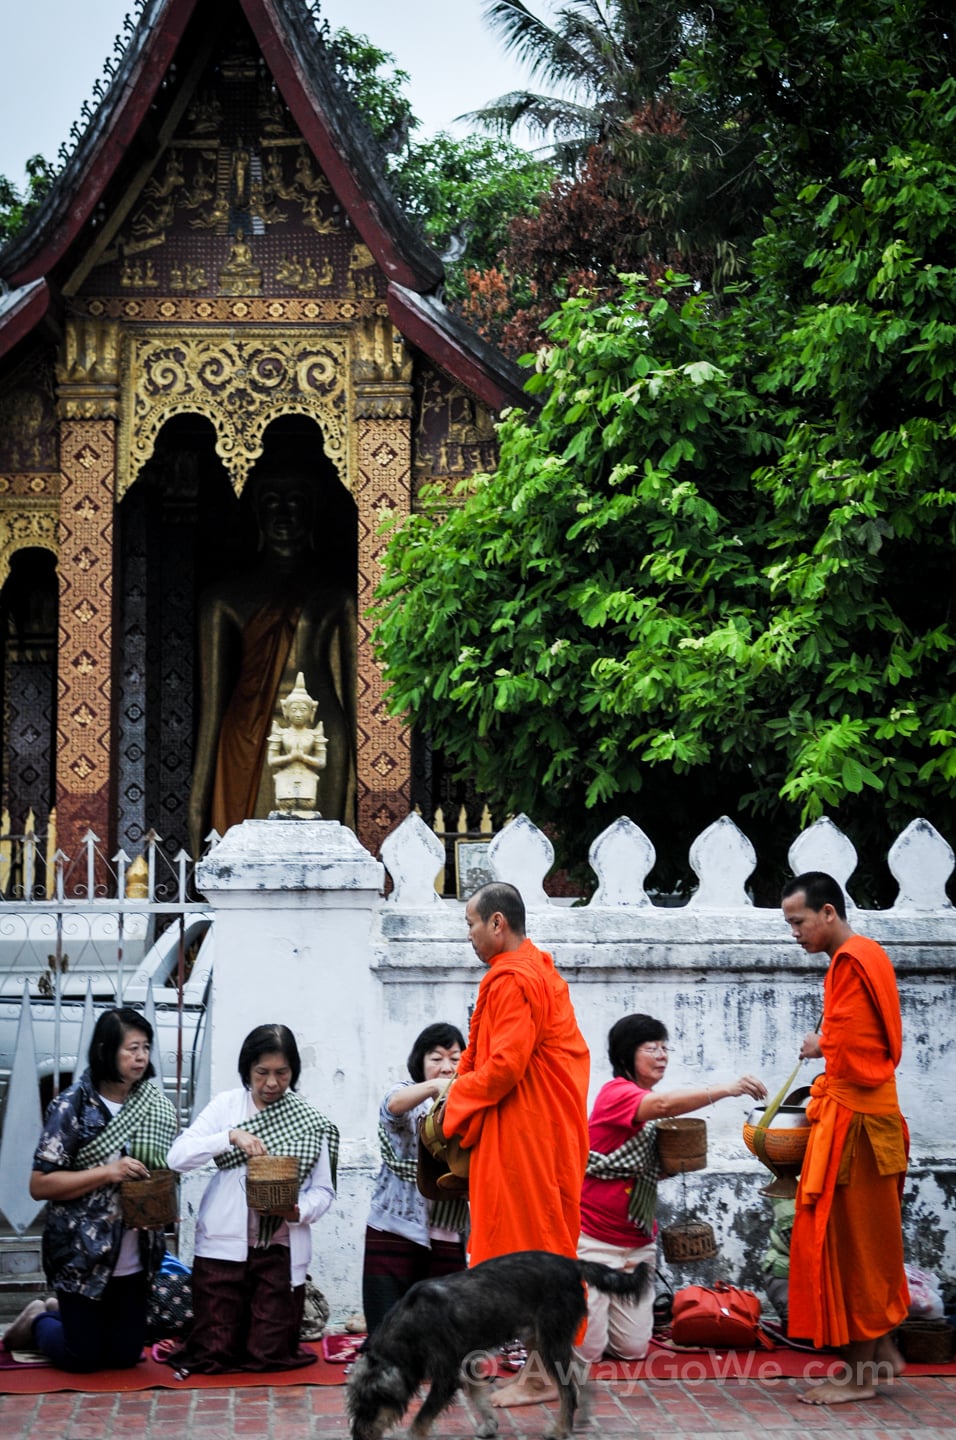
[354,416,412,846]
[413,364,501,505]
[145,471,197,858]
[3,657,55,835]
[56,421,115,860]
[116,486,149,857]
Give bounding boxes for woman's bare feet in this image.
[2,1298,47,1351]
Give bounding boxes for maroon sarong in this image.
[361,1226,466,1335]
[172,1245,316,1373]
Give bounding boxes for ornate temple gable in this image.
[0,0,439,299]
[72,11,390,323]
[0,0,528,414]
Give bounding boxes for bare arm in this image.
[800,1032,823,1060]
[30,1155,149,1202]
[387,1078,447,1117]
[636,1073,767,1122]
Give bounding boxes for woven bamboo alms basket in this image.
[656,1117,707,1175]
[660,1220,718,1263]
[896,1319,954,1364]
[120,1168,178,1229]
[246,1155,299,1213]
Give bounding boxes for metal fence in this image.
[0,825,214,1235]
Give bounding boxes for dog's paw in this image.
[474,1421,498,1439]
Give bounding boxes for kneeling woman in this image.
[578,1013,766,1366]
[168,1023,337,1372]
[362,1022,468,1335]
[3,1007,176,1370]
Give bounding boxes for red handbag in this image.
[671,1282,774,1349]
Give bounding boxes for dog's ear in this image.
[375,1362,411,1405]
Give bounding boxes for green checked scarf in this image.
[216,1090,339,1247]
[377,1119,469,1235]
[585,1120,666,1234]
[75,1077,177,1172]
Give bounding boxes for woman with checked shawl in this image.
[1,1007,176,1370]
[577,1014,766,1365]
[361,1022,468,1335]
[166,1022,337,1372]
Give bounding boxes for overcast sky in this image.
[1,0,550,191]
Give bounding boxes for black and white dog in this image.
[346,1249,652,1440]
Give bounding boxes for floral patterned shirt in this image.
[33,1068,164,1298]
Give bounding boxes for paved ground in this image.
[1,1372,954,1439]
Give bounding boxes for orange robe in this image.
[211,596,301,835]
[443,938,590,1267]
[789,935,909,1348]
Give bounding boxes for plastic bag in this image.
[905,1264,944,1320]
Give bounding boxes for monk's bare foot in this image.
[491,1368,559,1408]
[875,1333,905,1378]
[800,1377,877,1405]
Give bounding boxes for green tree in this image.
[471,0,766,289]
[375,65,956,898]
[321,25,419,154]
[0,155,57,245]
[388,132,552,302]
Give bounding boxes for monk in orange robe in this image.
[782,871,909,1405]
[444,880,589,1406]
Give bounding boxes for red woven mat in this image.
[0,1340,345,1393]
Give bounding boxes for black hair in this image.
[469,881,526,935]
[88,1007,155,1088]
[781,871,847,920]
[237,1024,301,1089]
[607,1013,669,1081]
[406,1022,467,1083]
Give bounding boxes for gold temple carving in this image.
[0,506,59,589]
[352,317,414,420]
[56,318,122,420]
[117,328,350,496]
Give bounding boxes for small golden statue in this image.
[219,227,262,295]
[267,672,328,816]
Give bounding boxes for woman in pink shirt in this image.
[577,1014,765,1364]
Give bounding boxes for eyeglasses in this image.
[637,1043,669,1057]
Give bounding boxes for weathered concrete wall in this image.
[193,811,956,1321]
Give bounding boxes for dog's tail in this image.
[576,1259,654,1304]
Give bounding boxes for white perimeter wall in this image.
[185,812,956,1321]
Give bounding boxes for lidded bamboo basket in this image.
[656,1117,707,1175]
[246,1154,299,1213]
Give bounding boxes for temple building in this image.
[0,0,528,868]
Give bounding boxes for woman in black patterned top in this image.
[1,1007,176,1369]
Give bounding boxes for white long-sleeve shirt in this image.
[168,1087,334,1286]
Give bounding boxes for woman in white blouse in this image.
[167,1023,337,1373]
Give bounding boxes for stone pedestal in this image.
[194,818,385,1314]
